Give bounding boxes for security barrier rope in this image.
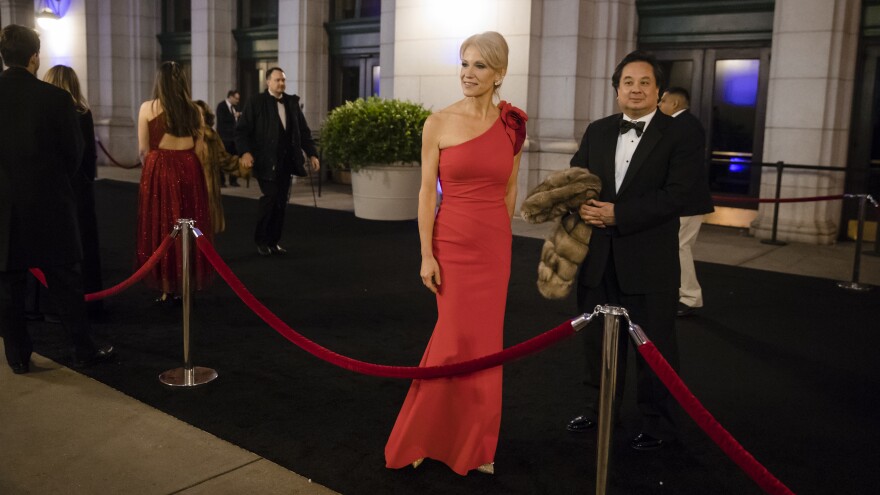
[96,139,141,169]
[636,340,795,495]
[29,232,176,301]
[712,194,844,204]
[194,234,578,379]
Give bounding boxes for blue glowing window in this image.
[714,60,759,107]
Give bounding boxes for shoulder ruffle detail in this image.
[499,101,528,155]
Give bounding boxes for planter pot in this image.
[351,164,421,220]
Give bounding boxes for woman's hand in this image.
[420,256,441,294]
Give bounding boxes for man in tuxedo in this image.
[659,87,714,317]
[215,89,241,187]
[235,67,319,257]
[565,51,703,450]
[0,24,114,374]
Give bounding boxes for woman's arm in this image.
[137,101,151,164]
[504,150,523,218]
[418,114,442,294]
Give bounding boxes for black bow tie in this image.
[274,95,285,103]
[619,119,645,137]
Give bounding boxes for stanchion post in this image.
[867,195,880,258]
[595,305,625,495]
[159,219,219,386]
[761,161,787,246]
[838,195,874,292]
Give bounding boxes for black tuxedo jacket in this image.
[215,99,237,144]
[570,111,703,294]
[234,91,318,181]
[0,67,84,271]
[675,110,714,216]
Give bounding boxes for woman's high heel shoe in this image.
[412,458,425,469]
[476,462,494,475]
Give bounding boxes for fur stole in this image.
[520,168,602,299]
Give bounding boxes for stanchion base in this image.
[837,281,873,292]
[159,366,218,387]
[760,239,787,246]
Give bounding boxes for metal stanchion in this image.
[159,219,218,387]
[838,195,877,292]
[761,161,787,246]
[596,305,626,495]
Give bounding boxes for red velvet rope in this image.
[712,194,843,204]
[28,233,176,301]
[96,140,141,169]
[637,342,795,495]
[195,235,576,379]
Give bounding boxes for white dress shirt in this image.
[614,109,657,192]
[269,91,287,130]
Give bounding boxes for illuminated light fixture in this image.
[35,0,64,29]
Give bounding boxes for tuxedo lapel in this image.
[598,116,621,200]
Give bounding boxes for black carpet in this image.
[25,180,880,494]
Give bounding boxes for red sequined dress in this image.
[385,102,528,475]
[136,114,213,294]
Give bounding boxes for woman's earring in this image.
[494,80,501,86]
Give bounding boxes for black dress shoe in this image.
[10,362,29,374]
[256,245,272,256]
[676,302,697,317]
[566,415,596,432]
[269,244,288,255]
[630,433,668,451]
[73,345,116,369]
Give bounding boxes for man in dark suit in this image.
[565,51,703,450]
[235,67,320,257]
[659,87,714,316]
[215,89,241,187]
[0,25,114,374]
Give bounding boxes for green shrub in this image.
[321,97,431,171]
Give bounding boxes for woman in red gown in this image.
[135,61,213,301]
[385,31,527,476]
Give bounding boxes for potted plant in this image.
[321,97,431,220]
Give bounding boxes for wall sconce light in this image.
[35,0,66,29]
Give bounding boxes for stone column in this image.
[86,0,159,167]
[191,0,236,107]
[278,0,328,127]
[0,0,33,28]
[755,0,862,244]
[379,0,395,98]
[525,0,636,191]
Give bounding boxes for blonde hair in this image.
[460,31,509,92]
[43,64,89,113]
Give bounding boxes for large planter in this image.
[351,164,421,220]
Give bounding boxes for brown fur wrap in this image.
[520,168,602,299]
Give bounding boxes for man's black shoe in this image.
[566,415,596,432]
[269,244,288,255]
[10,362,29,374]
[73,345,116,369]
[630,433,668,451]
[256,245,272,257]
[676,302,697,317]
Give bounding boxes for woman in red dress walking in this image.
[135,62,213,302]
[385,31,527,476]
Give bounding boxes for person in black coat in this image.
[215,89,241,187]
[659,86,714,316]
[0,25,114,374]
[565,51,703,450]
[235,67,320,256]
[43,64,105,317]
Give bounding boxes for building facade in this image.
[1,0,876,244]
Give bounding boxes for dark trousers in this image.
[74,178,104,313]
[576,250,679,440]
[1,263,96,366]
[254,168,292,246]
